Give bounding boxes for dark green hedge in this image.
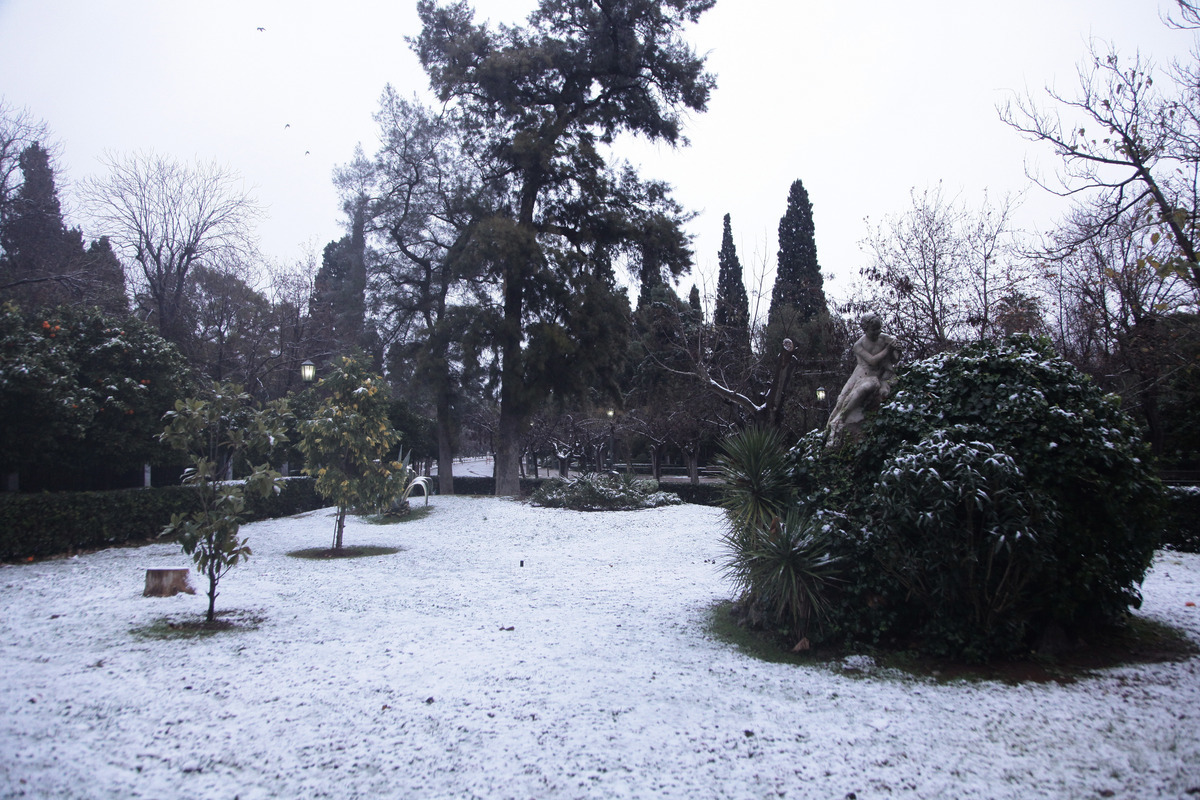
[0,477,326,561]
[661,481,723,507]
[435,474,723,506]
[1163,487,1200,553]
[434,476,544,496]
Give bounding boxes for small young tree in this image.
[297,357,410,550]
[160,383,288,624]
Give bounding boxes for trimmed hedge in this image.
[434,473,723,506]
[433,476,544,497]
[0,477,326,560]
[1163,486,1200,553]
[661,481,723,507]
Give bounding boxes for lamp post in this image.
[300,360,316,383]
[607,408,615,471]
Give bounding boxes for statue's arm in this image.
[855,340,890,369]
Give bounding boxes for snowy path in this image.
[1,497,1198,799]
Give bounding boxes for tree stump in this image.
[143,568,196,597]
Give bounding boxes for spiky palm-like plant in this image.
[722,511,842,640]
[715,426,794,541]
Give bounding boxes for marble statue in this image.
[825,313,900,447]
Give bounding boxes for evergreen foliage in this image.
[0,302,190,485]
[716,427,841,642]
[769,179,826,326]
[413,0,714,495]
[159,382,289,623]
[713,213,750,351]
[0,143,126,313]
[310,203,368,363]
[530,472,682,511]
[297,358,413,549]
[0,478,323,561]
[723,336,1164,660]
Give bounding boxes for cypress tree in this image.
[769,179,826,326]
[1,143,126,311]
[714,213,749,350]
[0,143,67,283]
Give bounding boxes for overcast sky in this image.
[1,0,1196,311]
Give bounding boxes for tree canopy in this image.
[413,0,715,495]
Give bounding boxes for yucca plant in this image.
[722,511,842,641]
[715,426,794,543]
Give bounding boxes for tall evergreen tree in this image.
[310,200,369,364]
[414,0,714,496]
[355,88,491,495]
[714,213,749,350]
[769,179,826,326]
[0,143,126,312]
[0,143,64,276]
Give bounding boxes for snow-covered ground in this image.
[2,497,1199,799]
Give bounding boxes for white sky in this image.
[0,0,1196,309]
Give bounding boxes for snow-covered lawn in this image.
[2,497,1199,799]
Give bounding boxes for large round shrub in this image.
[790,335,1163,659]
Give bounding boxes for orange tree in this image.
[0,302,189,487]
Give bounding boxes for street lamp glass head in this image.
[816,386,826,402]
[301,360,316,382]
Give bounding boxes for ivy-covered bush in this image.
[530,472,683,511]
[729,336,1165,660]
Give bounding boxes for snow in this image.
[2,497,1199,799]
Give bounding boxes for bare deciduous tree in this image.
[854,185,1031,356]
[81,151,261,343]
[857,184,969,357]
[1000,42,1200,287]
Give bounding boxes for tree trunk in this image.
[494,409,523,496]
[684,448,700,486]
[205,562,218,623]
[436,395,455,495]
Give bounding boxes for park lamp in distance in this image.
[301,360,316,382]
[816,386,826,403]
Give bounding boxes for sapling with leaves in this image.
[297,358,416,550]
[159,383,289,624]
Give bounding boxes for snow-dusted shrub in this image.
[868,432,1059,656]
[529,472,682,511]
[798,336,1164,659]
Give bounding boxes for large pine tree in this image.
[714,213,749,351]
[414,0,714,496]
[769,179,826,327]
